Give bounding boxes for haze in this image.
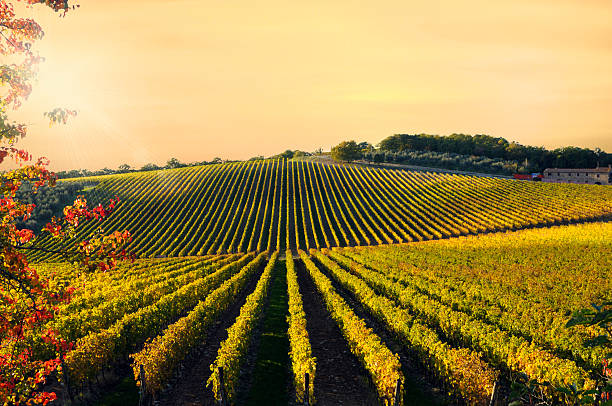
[11,0,612,170]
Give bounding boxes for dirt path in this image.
[296,260,378,406]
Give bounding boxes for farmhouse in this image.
[543,165,612,185]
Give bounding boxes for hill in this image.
[31,159,612,260]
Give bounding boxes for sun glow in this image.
[34,61,91,110]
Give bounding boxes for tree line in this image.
[377,134,611,172]
[331,135,611,173]
[55,150,319,179]
[55,157,236,179]
[364,150,519,175]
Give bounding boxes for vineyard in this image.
[3,1,612,404]
[30,159,612,261]
[32,217,611,405]
[24,161,612,405]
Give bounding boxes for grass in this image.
[402,374,448,406]
[244,261,290,406]
[91,375,139,406]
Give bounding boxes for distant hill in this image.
[31,159,612,260]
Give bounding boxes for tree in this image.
[277,149,294,159]
[118,163,131,172]
[141,162,160,171]
[165,157,184,169]
[331,140,362,162]
[1,2,131,403]
[357,142,374,153]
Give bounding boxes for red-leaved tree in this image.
[1,1,131,404]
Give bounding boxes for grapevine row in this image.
[207,252,279,403]
[131,252,269,396]
[310,250,496,404]
[65,253,260,383]
[285,251,316,404]
[299,251,403,405]
[320,249,595,391]
[30,160,612,259]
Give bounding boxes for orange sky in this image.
[9,0,612,170]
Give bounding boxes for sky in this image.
[8,0,612,170]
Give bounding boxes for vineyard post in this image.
[138,365,148,406]
[218,367,228,406]
[488,380,498,406]
[393,378,401,406]
[304,372,309,406]
[59,351,73,403]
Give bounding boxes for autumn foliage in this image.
[1,1,130,403]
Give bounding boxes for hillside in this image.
[31,159,612,260]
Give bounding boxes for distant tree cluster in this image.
[55,157,232,179]
[331,141,373,162]
[269,149,311,160]
[363,150,520,175]
[377,133,611,172]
